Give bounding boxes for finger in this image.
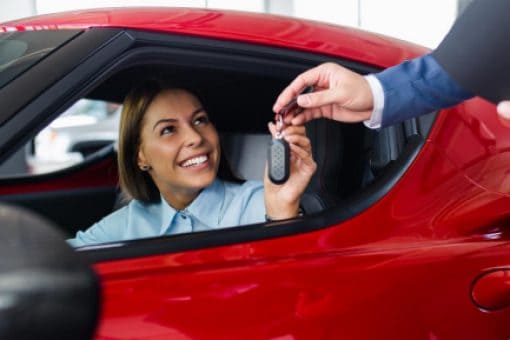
[296,87,344,109]
[288,108,325,125]
[289,143,315,168]
[281,125,306,136]
[284,134,311,151]
[291,107,373,125]
[273,65,327,113]
[267,122,278,138]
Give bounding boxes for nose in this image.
[183,124,204,148]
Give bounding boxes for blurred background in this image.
[1,0,473,48]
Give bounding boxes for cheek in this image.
[144,140,179,163]
[205,129,220,152]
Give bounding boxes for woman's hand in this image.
[264,122,316,220]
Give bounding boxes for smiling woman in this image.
[68,79,316,247]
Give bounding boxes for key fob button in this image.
[268,138,290,184]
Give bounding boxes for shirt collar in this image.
[159,179,225,234]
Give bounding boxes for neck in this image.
[161,188,201,210]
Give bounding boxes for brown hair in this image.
[118,79,241,203]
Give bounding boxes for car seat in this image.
[221,118,345,215]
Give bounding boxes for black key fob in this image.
[268,138,290,184]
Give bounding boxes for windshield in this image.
[0,30,80,89]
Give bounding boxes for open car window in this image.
[0,28,427,259]
[28,99,121,175]
[0,99,120,177]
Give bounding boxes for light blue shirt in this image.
[68,179,265,247]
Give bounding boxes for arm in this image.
[273,55,472,129]
[374,54,472,128]
[67,206,129,247]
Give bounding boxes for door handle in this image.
[471,269,510,311]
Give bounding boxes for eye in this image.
[160,125,176,136]
[193,115,209,126]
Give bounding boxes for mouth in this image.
[179,153,209,168]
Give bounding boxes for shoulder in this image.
[68,199,155,247]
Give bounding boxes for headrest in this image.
[221,119,346,214]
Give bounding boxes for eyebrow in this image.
[152,107,205,131]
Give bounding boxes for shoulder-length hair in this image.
[118,79,242,203]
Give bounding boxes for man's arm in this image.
[373,54,472,128]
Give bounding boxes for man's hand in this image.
[273,62,374,126]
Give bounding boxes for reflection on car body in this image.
[0,7,509,339]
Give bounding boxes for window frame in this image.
[0,28,428,262]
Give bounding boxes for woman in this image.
[68,80,316,247]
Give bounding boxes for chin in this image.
[187,173,216,190]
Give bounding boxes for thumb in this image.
[297,88,344,109]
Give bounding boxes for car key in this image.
[268,86,314,184]
[268,115,290,184]
[276,85,315,119]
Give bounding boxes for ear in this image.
[137,147,149,170]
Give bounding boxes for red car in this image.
[0,7,509,339]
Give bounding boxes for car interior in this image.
[0,28,434,258]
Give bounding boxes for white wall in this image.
[294,0,359,27]
[36,0,204,13]
[0,0,36,22]
[360,0,457,48]
[293,0,457,48]
[207,0,264,12]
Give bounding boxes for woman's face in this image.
[137,89,220,204]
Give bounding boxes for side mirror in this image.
[0,204,99,339]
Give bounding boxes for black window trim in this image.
[75,29,425,262]
[0,28,134,165]
[0,27,429,263]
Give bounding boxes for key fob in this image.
[268,138,290,184]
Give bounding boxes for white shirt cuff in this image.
[363,74,384,129]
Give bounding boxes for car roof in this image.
[0,7,428,68]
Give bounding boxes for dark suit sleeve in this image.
[433,0,510,103]
[375,54,472,128]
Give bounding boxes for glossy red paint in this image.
[472,269,510,311]
[0,158,117,194]
[0,8,427,69]
[92,101,510,339]
[2,8,510,339]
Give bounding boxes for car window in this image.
[0,30,80,90]
[0,99,120,176]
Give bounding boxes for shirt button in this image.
[180,214,187,219]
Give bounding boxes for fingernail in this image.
[297,94,310,106]
[497,101,510,118]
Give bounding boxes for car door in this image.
[1,22,509,339]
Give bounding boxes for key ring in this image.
[275,111,284,139]
[275,85,314,136]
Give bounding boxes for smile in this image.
[180,154,209,168]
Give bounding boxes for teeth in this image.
[181,155,208,167]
